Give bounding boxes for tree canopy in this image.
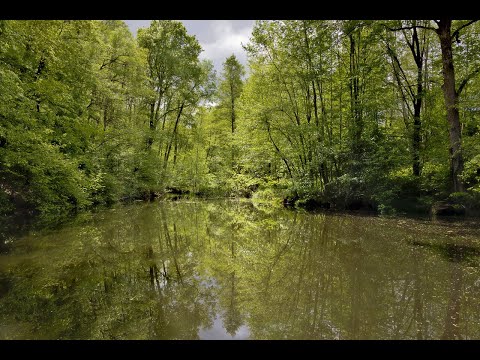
[1,19,480,218]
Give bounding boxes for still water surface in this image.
[1,200,480,339]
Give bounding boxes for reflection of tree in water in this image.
[410,241,479,340]
[412,250,425,340]
[222,220,244,336]
[1,201,480,339]
[0,202,219,339]
[440,244,466,340]
[238,213,480,340]
[206,202,247,337]
[347,241,363,339]
[223,270,243,336]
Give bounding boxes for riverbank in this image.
[3,190,479,249]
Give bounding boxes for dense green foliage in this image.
[1,20,480,217]
[0,20,214,216]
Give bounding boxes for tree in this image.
[386,20,432,177]
[388,19,480,193]
[435,19,478,193]
[2,19,480,217]
[138,20,214,180]
[137,20,200,149]
[0,20,214,215]
[218,54,245,134]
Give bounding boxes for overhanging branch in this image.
[457,67,480,96]
[386,24,436,32]
[451,20,479,42]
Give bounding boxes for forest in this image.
[1,19,480,218]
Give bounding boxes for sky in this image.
[124,20,255,75]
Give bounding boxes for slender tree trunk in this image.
[349,32,362,150]
[303,21,328,188]
[339,77,343,144]
[312,81,320,129]
[413,74,422,177]
[173,133,178,166]
[265,118,294,182]
[164,101,184,170]
[230,79,236,170]
[149,102,155,130]
[388,24,427,177]
[147,102,156,148]
[437,19,464,193]
[412,26,424,177]
[316,79,329,187]
[230,81,236,134]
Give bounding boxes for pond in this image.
[1,199,480,339]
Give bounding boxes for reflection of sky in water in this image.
[199,314,250,340]
[3,200,480,339]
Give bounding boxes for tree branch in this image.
[264,116,294,179]
[386,24,436,32]
[451,20,479,41]
[457,67,480,96]
[99,54,129,70]
[402,28,415,55]
[420,25,427,58]
[386,44,416,101]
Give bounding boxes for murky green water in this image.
[1,200,480,339]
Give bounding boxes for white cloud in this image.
[198,21,253,74]
[124,20,254,74]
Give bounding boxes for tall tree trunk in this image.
[230,79,236,170]
[265,118,294,183]
[349,32,362,151]
[164,101,184,170]
[173,133,178,166]
[437,19,464,193]
[388,23,429,177]
[230,81,236,134]
[149,102,155,130]
[147,102,155,148]
[413,69,423,177]
[412,26,424,177]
